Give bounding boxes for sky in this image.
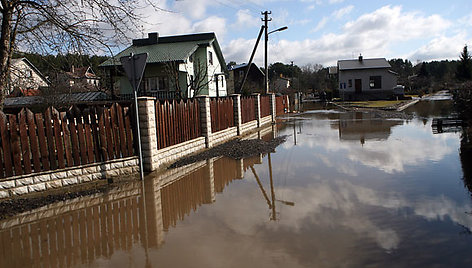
[134,0,472,67]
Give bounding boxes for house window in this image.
[209,51,213,65]
[221,77,224,87]
[158,77,168,91]
[348,79,352,87]
[369,76,381,89]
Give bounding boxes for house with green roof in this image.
[100,32,228,99]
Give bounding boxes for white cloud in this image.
[408,32,472,62]
[232,9,260,29]
[332,5,354,20]
[192,16,228,40]
[223,5,456,66]
[311,17,328,32]
[329,0,344,4]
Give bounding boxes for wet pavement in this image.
[1,94,472,267]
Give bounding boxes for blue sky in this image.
[136,0,472,67]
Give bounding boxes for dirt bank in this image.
[169,136,287,169]
[0,183,113,220]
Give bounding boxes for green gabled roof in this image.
[100,40,203,67]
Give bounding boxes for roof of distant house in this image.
[338,58,391,71]
[11,57,50,84]
[66,66,99,79]
[4,91,110,108]
[100,32,227,72]
[228,63,265,76]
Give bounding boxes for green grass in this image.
[341,100,404,108]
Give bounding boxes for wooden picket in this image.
[210,97,235,133]
[260,95,271,117]
[241,96,256,124]
[0,103,135,178]
[154,99,202,150]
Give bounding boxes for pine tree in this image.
[457,45,472,80]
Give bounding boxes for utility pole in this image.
[262,11,272,94]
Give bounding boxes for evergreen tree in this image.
[457,45,472,80]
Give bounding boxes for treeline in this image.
[13,52,109,78]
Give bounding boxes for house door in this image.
[355,79,362,94]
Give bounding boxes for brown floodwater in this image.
[2,95,472,268]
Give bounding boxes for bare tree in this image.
[0,0,164,109]
[165,58,214,99]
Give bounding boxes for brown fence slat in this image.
[74,107,88,165]
[52,108,66,169]
[9,115,22,176]
[110,104,121,158]
[35,113,50,171]
[19,109,32,174]
[67,110,81,166]
[83,109,95,163]
[124,107,134,156]
[0,112,12,177]
[116,104,128,157]
[89,108,102,161]
[44,108,57,170]
[60,112,73,167]
[98,107,109,161]
[103,108,115,160]
[27,109,41,172]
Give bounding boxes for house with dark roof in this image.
[100,32,228,99]
[65,66,100,88]
[8,58,49,96]
[227,63,264,94]
[337,56,401,100]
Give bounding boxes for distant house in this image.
[65,66,100,88]
[8,58,49,96]
[227,63,264,94]
[337,56,401,100]
[100,32,228,99]
[271,74,291,93]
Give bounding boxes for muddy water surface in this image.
[1,97,471,267]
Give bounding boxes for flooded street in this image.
[2,96,472,267]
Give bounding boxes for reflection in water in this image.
[0,127,277,268]
[337,112,403,144]
[2,99,472,267]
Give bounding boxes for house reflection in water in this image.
[336,112,403,144]
[0,127,275,268]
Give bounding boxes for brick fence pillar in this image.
[270,93,276,123]
[198,96,213,148]
[253,93,261,127]
[138,97,159,172]
[232,94,242,135]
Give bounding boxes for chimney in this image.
[358,54,363,62]
[132,32,159,46]
[148,32,158,44]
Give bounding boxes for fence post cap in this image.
[137,96,156,101]
[251,93,261,97]
[230,94,241,97]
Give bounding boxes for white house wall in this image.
[206,43,227,97]
[9,60,48,93]
[339,69,397,94]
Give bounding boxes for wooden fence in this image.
[210,97,235,133]
[276,96,288,116]
[260,95,271,117]
[154,99,202,150]
[241,96,256,124]
[0,103,135,178]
